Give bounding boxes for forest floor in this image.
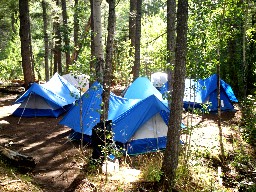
[0,92,255,191]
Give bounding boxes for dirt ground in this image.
[0,92,252,191]
[0,93,84,191]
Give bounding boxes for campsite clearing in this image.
[0,92,255,191]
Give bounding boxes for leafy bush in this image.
[241,95,256,145]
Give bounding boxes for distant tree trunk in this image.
[133,0,142,81]
[53,0,62,74]
[61,0,71,73]
[90,0,95,84]
[11,12,17,34]
[92,0,104,82]
[101,0,116,121]
[160,0,188,190]
[217,1,226,163]
[49,39,54,77]
[71,16,91,64]
[73,0,79,60]
[19,0,35,89]
[129,0,137,76]
[166,0,176,105]
[42,0,49,81]
[242,0,248,99]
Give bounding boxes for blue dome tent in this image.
[158,74,238,111]
[12,73,79,118]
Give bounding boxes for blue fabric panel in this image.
[126,136,167,155]
[68,130,92,144]
[108,95,141,120]
[59,82,103,136]
[220,80,238,102]
[208,88,234,111]
[41,73,80,103]
[12,107,65,117]
[124,77,166,102]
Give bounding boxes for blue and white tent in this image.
[12,73,80,117]
[59,82,171,155]
[124,77,168,106]
[158,74,238,111]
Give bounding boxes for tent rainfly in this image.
[12,73,80,118]
[123,77,168,106]
[59,82,171,155]
[158,74,238,111]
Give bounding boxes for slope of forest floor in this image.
[0,92,255,191]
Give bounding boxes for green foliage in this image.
[140,13,166,76]
[0,36,23,80]
[241,95,256,145]
[140,152,163,182]
[113,40,134,85]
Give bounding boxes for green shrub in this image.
[241,95,256,145]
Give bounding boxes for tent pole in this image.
[154,115,159,151]
[17,92,32,125]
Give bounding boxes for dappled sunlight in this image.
[108,167,142,183]
[0,104,19,118]
[23,141,45,151]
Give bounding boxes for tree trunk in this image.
[217,1,227,163]
[61,0,71,73]
[92,0,104,82]
[160,0,188,190]
[133,0,142,81]
[90,0,95,85]
[53,0,62,75]
[166,0,176,106]
[129,0,137,76]
[42,0,49,81]
[19,0,35,90]
[73,0,79,61]
[71,16,91,63]
[242,0,248,99]
[101,0,116,121]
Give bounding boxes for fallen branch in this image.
[0,146,36,172]
[0,179,22,186]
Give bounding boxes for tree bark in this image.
[133,0,142,81]
[160,0,188,190]
[19,0,35,90]
[53,0,62,74]
[101,0,116,121]
[71,16,91,63]
[129,0,137,76]
[166,0,176,106]
[217,1,227,163]
[74,0,79,52]
[92,0,104,82]
[42,0,49,81]
[61,0,71,73]
[90,0,95,85]
[242,0,248,99]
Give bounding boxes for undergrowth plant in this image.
[241,95,256,145]
[140,152,163,182]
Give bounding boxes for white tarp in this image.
[62,73,89,92]
[151,72,168,88]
